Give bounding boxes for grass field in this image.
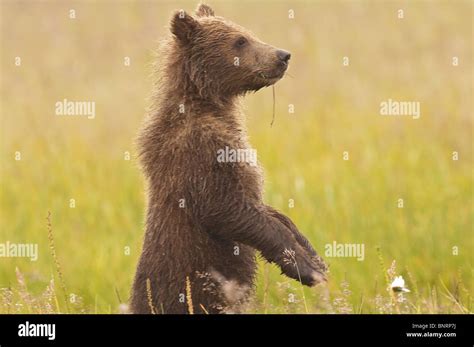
[0,0,472,313]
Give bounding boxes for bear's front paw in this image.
[279,248,328,287]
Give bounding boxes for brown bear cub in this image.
[131,3,327,314]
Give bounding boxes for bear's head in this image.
[169,3,291,99]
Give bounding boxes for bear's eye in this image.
[235,37,248,48]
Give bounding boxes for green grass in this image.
[0,1,472,313]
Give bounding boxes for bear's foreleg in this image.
[204,203,327,286]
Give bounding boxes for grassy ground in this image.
[0,0,472,313]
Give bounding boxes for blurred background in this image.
[0,0,472,313]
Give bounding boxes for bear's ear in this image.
[195,3,215,17]
[170,10,199,44]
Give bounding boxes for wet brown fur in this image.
[130,3,327,314]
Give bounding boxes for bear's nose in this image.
[276,50,291,63]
